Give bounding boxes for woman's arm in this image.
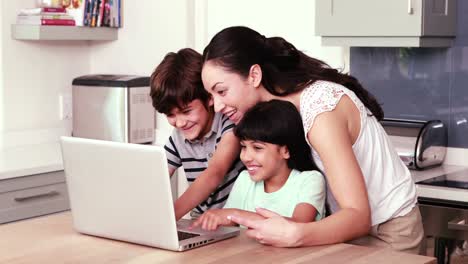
[229,96,371,247]
[174,131,241,220]
[298,96,371,245]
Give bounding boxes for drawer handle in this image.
[14,191,60,202]
[448,217,468,231]
[408,0,414,14]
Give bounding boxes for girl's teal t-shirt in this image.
[223,169,326,221]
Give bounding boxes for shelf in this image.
[11,24,118,41]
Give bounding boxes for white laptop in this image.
[60,136,240,251]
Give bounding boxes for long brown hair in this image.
[235,100,319,172]
[202,26,383,120]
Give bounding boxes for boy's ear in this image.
[248,64,262,88]
[208,96,214,107]
[280,146,290,160]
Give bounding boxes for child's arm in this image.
[286,171,325,223]
[168,167,176,178]
[174,131,241,220]
[190,208,266,231]
[290,203,318,223]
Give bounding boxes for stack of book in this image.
[83,0,121,28]
[16,7,76,26]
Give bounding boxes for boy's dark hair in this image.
[150,48,211,115]
[234,100,319,172]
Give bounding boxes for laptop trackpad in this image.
[176,219,219,235]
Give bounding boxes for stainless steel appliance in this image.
[72,74,155,144]
[381,118,447,170]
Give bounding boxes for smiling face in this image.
[201,61,261,124]
[240,140,291,184]
[166,99,214,141]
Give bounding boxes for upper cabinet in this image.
[315,0,457,47]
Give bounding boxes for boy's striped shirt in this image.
[164,113,245,213]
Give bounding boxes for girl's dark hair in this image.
[150,48,210,115]
[234,100,319,172]
[203,26,383,120]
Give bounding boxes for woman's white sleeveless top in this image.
[299,80,417,225]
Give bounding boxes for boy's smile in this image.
[166,99,214,141]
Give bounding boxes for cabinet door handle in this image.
[408,0,414,14]
[448,217,468,231]
[14,191,60,202]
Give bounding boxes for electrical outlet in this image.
[59,94,72,120]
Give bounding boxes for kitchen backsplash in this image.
[350,2,468,148]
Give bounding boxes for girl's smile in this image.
[240,140,291,191]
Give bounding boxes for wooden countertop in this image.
[0,212,435,264]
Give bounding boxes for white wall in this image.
[88,0,194,144]
[0,1,4,135]
[0,1,193,148]
[1,0,91,148]
[197,0,348,72]
[0,0,347,150]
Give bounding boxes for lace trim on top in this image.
[300,80,368,147]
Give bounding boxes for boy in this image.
[149,48,245,220]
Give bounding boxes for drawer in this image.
[0,182,70,224]
[0,170,65,193]
[419,202,468,240]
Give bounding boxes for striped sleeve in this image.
[164,135,182,170]
[220,114,235,137]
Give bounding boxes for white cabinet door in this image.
[316,0,423,36]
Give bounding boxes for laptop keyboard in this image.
[177,231,200,241]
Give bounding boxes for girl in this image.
[200,26,423,254]
[191,100,326,231]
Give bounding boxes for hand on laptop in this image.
[190,209,234,231]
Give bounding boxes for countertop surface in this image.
[1,140,467,203]
[0,142,63,180]
[0,212,435,264]
[412,164,468,203]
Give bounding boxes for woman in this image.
[200,26,423,254]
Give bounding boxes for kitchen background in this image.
[0,0,345,151]
[351,1,468,148]
[2,1,467,161]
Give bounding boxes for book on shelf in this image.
[16,15,76,26]
[83,0,120,27]
[18,7,67,15]
[16,0,121,27]
[64,0,86,26]
[97,0,105,27]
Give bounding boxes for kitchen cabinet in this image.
[315,0,457,47]
[414,166,468,263]
[419,198,468,264]
[0,170,70,224]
